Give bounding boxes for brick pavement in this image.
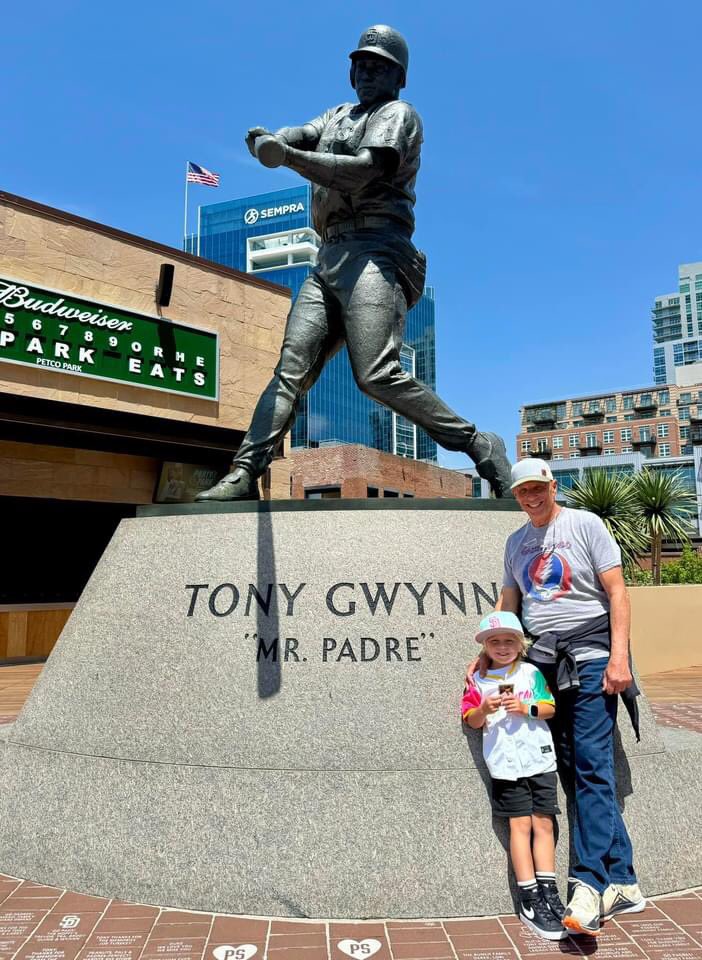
[0,878,700,960]
[650,702,702,734]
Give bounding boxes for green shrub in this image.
[660,544,702,584]
[625,566,653,586]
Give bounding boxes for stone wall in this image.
[0,194,292,500]
[0,440,158,504]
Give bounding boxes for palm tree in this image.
[565,470,648,571]
[630,469,697,584]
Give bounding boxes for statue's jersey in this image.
[306,99,422,235]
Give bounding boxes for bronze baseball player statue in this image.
[197,25,513,501]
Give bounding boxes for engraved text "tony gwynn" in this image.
[185,581,499,618]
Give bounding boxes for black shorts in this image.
[490,771,560,818]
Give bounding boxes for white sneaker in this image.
[563,882,601,937]
[601,883,646,920]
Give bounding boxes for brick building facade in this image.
[290,445,474,499]
[517,383,702,462]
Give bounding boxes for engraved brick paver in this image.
[651,702,702,733]
[0,876,700,960]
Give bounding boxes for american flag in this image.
[186,162,220,187]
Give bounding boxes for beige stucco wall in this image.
[630,584,702,675]
[0,196,292,500]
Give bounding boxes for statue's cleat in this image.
[467,431,514,499]
[195,467,260,502]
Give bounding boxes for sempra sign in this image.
[0,276,219,400]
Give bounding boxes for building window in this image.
[624,414,635,421]
[583,432,598,447]
[657,389,670,404]
[603,449,615,456]
[554,470,580,493]
[552,455,564,460]
[568,435,578,448]
[679,406,690,420]
[471,477,483,498]
[521,439,531,452]
[660,408,671,417]
[569,452,581,459]
[606,416,618,423]
[536,438,549,452]
[572,401,583,416]
[680,426,690,440]
[620,428,632,441]
[553,436,563,448]
[603,430,614,443]
[383,489,400,498]
[659,444,671,457]
[680,392,692,404]
[657,423,669,438]
[367,486,379,498]
[622,395,634,410]
[681,443,693,455]
[305,487,341,499]
[621,445,632,453]
[605,397,616,412]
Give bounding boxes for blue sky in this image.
[4,1,701,464]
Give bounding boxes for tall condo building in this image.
[517,382,702,463]
[652,261,702,385]
[189,186,438,462]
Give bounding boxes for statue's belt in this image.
[322,216,412,240]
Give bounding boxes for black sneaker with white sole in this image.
[538,880,566,922]
[519,894,569,941]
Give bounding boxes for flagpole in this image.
[197,204,201,258]
[183,161,189,252]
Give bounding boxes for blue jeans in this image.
[540,658,637,894]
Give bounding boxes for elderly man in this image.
[490,458,644,936]
[197,25,512,502]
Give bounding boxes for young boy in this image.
[462,611,567,941]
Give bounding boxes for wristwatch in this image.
[529,704,539,718]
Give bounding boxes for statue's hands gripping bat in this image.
[245,126,273,158]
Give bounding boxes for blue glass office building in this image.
[190,186,437,461]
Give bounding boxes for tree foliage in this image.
[564,470,648,570]
[565,467,698,584]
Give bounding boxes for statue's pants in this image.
[233,229,475,478]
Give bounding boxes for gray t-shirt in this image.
[306,99,422,235]
[503,508,621,657]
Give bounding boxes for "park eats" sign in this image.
[0,276,219,400]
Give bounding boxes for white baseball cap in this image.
[510,458,554,490]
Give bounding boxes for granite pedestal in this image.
[0,500,699,917]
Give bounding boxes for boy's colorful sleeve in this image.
[532,668,555,707]
[461,684,482,720]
